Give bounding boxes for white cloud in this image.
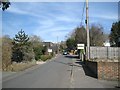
[10,0,120,2]
[90,14,118,20]
[7,3,44,18]
[3,2,118,42]
[34,26,75,35]
[50,31,68,37]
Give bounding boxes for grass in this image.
[2,61,36,72]
[2,54,55,72]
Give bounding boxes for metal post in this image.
[86,0,90,60]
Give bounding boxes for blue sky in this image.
[2,2,118,42]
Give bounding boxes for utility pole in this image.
[86,0,90,60]
[57,36,59,54]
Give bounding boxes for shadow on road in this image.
[53,55,82,67]
[53,60,72,66]
[75,60,97,79]
[53,60,82,68]
[62,55,97,79]
[64,55,79,59]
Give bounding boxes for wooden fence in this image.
[89,47,119,59]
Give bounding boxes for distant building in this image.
[42,42,54,48]
[103,40,110,47]
[42,42,58,54]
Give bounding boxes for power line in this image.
[80,1,86,27]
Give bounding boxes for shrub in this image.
[51,52,55,57]
[8,61,36,71]
[2,36,12,71]
[33,47,43,61]
[40,55,52,61]
[23,51,35,62]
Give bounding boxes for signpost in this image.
[48,49,52,53]
[48,49,52,55]
[77,44,84,49]
[77,44,85,61]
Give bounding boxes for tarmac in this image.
[2,55,119,88]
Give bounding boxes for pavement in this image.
[71,58,118,88]
[2,54,119,88]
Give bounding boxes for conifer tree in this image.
[109,21,120,47]
[14,29,29,45]
[12,29,34,62]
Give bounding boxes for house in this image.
[42,42,58,54]
[103,40,110,47]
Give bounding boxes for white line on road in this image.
[69,58,75,88]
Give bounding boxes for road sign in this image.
[77,44,84,49]
[77,44,85,47]
[77,47,84,49]
[48,49,52,52]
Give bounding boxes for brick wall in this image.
[85,61,119,80]
[118,62,120,87]
[98,62,119,80]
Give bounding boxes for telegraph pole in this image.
[57,36,59,54]
[86,0,90,60]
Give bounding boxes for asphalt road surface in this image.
[2,55,118,88]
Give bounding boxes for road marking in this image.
[69,58,75,88]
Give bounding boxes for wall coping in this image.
[88,59,119,62]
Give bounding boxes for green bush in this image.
[40,55,52,61]
[51,52,55,57]
[33,47,43,61]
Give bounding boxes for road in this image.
[2,55,118,88]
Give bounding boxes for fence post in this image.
[107,46,108,59]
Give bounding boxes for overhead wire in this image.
[80,1,86,27]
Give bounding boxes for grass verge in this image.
[3,61,36,72]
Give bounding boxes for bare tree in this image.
[29,35,43,48]
[90,24,105,46]
[66,24,105,50]
[74,26,87,45]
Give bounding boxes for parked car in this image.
[63,51,68,55]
